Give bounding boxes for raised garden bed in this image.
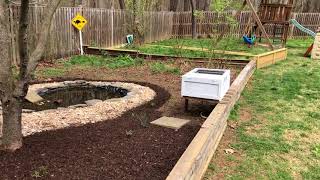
[0,48,286,179]
[0,58,246,179]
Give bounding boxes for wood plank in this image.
[167,60,256,180]
[145,44,256,57]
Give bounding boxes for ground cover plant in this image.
[65,55,144,69]
[205,38,320,179]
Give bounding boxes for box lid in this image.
[182,68,230,84]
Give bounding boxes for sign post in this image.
[71,14,87,55]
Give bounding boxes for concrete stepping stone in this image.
[85,99,103,106]
[25,91,44,104]
[151,116,190,130]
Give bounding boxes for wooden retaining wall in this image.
[167,60,256,180]
[253,48,288,69]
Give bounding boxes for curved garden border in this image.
[0,81,156,137]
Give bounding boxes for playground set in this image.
[312,28,320,60]
[240,0,293,49]
[241,0,319,59]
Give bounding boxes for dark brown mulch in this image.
[0,82,200,180]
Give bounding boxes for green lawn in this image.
[125,38,281,59]
[205,38,320,179]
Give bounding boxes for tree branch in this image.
[26,0,62,78]
[17,0,30,96]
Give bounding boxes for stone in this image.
[64,80,87,86]
[151,116,190,130]
[105,98,123,102]
[57,107,67,110]
[25,91,44,103]
[22,109,35,113]
[85,99,103,106]
[68,104,87,109]
[224,149,235,154]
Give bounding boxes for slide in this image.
[290,19,316,38]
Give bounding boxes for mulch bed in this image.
[0,60,243,179]
[0,82,199,180]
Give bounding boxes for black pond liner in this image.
[23,85,128,111]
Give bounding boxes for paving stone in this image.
[85,99,103,106]
[68,104,87,109]
[25,91,44,103]
[151,116,190,130]
[22,109,35,113]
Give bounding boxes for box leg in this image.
[185,98,189,112]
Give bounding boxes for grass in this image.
[149,62,181,75]
[205,38,320,179]
[37,68,66,78]
[36,54,182,78]
[125,38,273,59]
[64,55,144,69]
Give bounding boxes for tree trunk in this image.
[118,0,125,9]
[184,0,190,11]
[190,0,196,39]
[0,0,62,152]
[170,0,178,11]
[1,97,23,151]
[0,0,20,151]
[204,0,211,11]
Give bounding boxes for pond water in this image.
[23,85,128,111]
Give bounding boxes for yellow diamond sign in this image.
[71,14,87,31]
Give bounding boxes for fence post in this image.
[289,13,297,38]
[111,8,114,47]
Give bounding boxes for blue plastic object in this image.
[290,19,316,38]
[243,35,256,45]
[126,34,134,44]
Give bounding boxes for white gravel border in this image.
[0,81,156,137]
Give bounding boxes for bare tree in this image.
[190,0,196,38]
[169,0,178,11]
[184,0,190,11]
[0,0,62,152]
[119,0,125,9]
[204,0,212,11]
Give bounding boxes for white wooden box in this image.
[181,68,230,101]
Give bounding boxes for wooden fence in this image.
[8,6,320,61]
[9,6,173,61]
[172,11,320,38]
